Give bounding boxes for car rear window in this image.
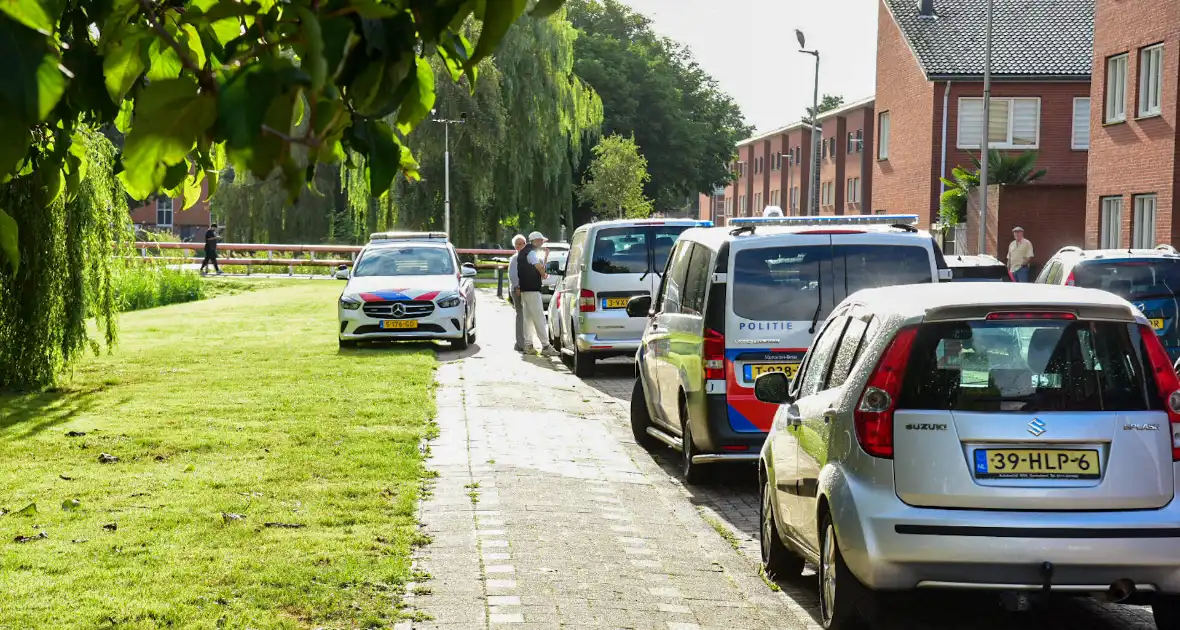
[731,244,932,321]
[950,265,1010,282]
[353,247,454,276]
[591,226,691,274]
[898,320,1153,412]
[1073,259,1180,301]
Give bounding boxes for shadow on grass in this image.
[0,388,102,439]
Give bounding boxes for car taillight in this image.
[1138,324,1180,461]
[985,311,1076,321]
[579,289,596,312]
[854,326,918,459]
[704,328,726,380]
[555,292,561,309]
[1065,271,1075,286]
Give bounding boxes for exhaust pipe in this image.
[1094,579,1136,603]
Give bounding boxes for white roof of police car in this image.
[676,223,934,252]
[572,217,706,232]
[362,240,452,253]
[946,253,1003,267]
[843,282,1141,321]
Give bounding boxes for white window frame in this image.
[1071,97,1091,150]
[1106,53,1129,123]
[1139,44,1164,117]
[878,112,890,159]
[957,97,1042,149]
[1099,196,1123,249]
[156,196,174,227]
[1133,194,1158,249]
[846,177,860,204]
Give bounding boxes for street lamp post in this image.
[796,29,820,216]
[430,110,467,237]
[977,0,993,255]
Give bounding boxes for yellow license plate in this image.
[974,449,1100,480]
[381,320,418,330]
[1150,318,1165,330]
[604,297,629,309]
[748,363,800,381]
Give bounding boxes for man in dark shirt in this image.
[201,223,222,275]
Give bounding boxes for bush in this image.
[113,265,205,312]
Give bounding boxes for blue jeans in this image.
[1013,266,1030,283]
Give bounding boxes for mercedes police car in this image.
[336,232,478,349]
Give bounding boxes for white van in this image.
[553,218,712,376]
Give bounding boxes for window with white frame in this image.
[957,97,1040,149]
[739,195,746,215]
[820,181,835,206]
[1133,194,1158,249]
[1106,53,1129,123]
[878,112,891,159]
[1100,197,1123,249]
[846,177,860,204]
[855,129,863,152]
[1072,98,1091,150]
[156,196,174,227]
[1139,44,1163,117]
[754,192,762,211]
[790,186,799,210]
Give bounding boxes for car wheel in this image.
[338,338,357,349]
[680,401,709,485]
[760,469,805,579]
[573,338,596,377]
[466,314,477,344]
[1153,594,1180,629]
[818,512,875,629]
[630,378,659,449]
[453,310,470,350]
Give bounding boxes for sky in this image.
[618,0,880,136]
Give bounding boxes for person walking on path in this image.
[1007,226,1034,282]
[518,231,557,356]
[201,223,222,275]
[506,234,526,352]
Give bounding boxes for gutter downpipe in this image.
[940,81,951,200]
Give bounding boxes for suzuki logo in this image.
[1027,418,1047,437]
[391,303,406,317]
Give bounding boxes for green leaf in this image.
[0,119,30,176]
[0,0,63,34]
[349,0,400,19]
[468,0,526,67]
[178,22,207,69]
[115,97,134,133]
[395,56,434,135]
[146,37,183,80]
[204,168,220,198]
[119,78,217,199]
[102,31,147,102]
[182,167,205,210]
[0,207,18,274]
[364,119,399,198]
[0,14,66,128]
[296,6,326,92]
[530,0,565,17]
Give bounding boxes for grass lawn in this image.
[0,282,437,629]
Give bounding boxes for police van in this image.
[626,214,952,483]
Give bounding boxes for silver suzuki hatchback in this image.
[755,282,1180,629]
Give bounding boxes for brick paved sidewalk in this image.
[409,292,808,630]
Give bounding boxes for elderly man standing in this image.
[518,231,558,356]
[506,234,526,352]
[1007,226,1034,282]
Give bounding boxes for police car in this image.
[1036,244,1180,360]
[336,232,478,349]
[626,214,952,483]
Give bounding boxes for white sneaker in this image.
[540,346,559,357]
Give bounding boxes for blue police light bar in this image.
[727,214,919,227]
[369,231,449,243]
[698,220,714,227]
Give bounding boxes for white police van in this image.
[627,214,952,482]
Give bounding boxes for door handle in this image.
[822,408,837,424]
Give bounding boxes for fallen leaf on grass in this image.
[98,453,119,464]
[102,523,117,531]
[65,431,87,437]
[59,475,74,481]
[71,538,88,544]
[15,532,47,543]
[221,513,245,524]
[13,503,36,516]
[264,522,306,529]
[61,499,81,511]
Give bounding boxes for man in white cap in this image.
[1007,226,1034,282]
[517,231,557,356]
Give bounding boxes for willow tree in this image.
[0,0,565,388]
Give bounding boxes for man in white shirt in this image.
[506,234,526,352]
[1007,226,1034,282]
[517,231,557,356]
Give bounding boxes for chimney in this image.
[918,0,934,17]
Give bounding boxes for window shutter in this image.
[988,99,1011,144]
[1072,98,1091,150]
[1011,99,1039,146]
[958,99,984,148]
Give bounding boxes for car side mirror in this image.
[937,268,954,281]
[754,372,795,405]
[626,295,652,318]
[461,262,477,278]
[335,265,350,280]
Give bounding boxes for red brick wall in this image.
[1087,0,1180,248]
[128,178,212,237]
[873,0,938,225]
[967,184,1086,267]
[768,134,784,210]
[819,115,847,215]
[843,107,873,214]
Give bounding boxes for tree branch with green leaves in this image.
[577,133,652,219]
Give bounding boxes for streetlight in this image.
[977,0,993,256]
[796,29,820,216]
[430,109,467,238]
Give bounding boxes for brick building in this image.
[873,0,1094,241]
[128,178,212,241]
[1086,0,1179,249]
[700,98,876,224]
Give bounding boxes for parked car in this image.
[754,282,1180,629]
[541,241,570,308]
[552,218,712,376]
[336,232,477,349]
[547,273,564,347]
[627,214,953,483]
[945,253,1013,282]
[1036,244,1180,360]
